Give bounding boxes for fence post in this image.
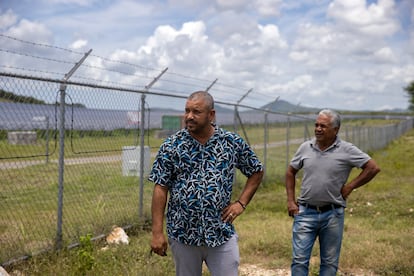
[263,111,268,182]
[206,78,218,92]
[138,68,168,219]
[55,49,92,250]
[45,116,49,164]
[285,114,291,170]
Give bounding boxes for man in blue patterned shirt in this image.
[149,91,264,276]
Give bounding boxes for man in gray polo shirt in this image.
[285,109,380,276]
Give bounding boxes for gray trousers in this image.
[169,233,239,276]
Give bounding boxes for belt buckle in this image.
[316,205,322,212]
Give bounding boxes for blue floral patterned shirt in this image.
[149,126,263,247]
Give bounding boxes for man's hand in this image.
[287,201,299,217]
[150,232,168,256]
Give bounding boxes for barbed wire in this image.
[0,65,65,78]
[0,33,308,109]
[0,33,254,103]
[0,48,76,66]
[0,34,83,54]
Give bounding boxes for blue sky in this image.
[1,0,413,111]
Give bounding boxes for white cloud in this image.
[0,9,18,29]
[70,39,88,50]
[110,21,216,80]
[410,6,414,55]
[43,0,98,6]
[215,0,250,12]
[259,24,287,49]
[254,0,282,17]
[345,95,366,107]
[384,65,414,83]
[0,0,412,110]
[291,74,313,89]
[372,47,396,63]
[6,19,52,44]
[327,0,400,37]
[267,74,313,95]
[289,50,308,61]
[289,23,342,70]
[412,5,414,21]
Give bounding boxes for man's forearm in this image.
[238,170,264,206]
[151,184,168,234]
[285,166,297,203]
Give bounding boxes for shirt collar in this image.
[183,125,219,144]
[310,136,341,151]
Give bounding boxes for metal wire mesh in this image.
[0,72,413,265]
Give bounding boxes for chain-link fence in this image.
[1,72,413,266]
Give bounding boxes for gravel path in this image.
[240,265,290,276]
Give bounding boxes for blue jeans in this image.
[291,204,345,276]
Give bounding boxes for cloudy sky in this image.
[1,0,413,111]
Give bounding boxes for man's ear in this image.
[209,109,216,122]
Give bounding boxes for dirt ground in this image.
[240,264,289,275]
[239,264,378,276]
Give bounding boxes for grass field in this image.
[2,124,414,275]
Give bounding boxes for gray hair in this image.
[318,109,341,128]
[188,91,214,110]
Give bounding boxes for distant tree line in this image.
[0,89,85,108]
[0,89,46,104]
[404,81,414,112]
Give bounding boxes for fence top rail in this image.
[2,71,412,122]
[0,71,318,120]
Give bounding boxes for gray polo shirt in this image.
[290,136,370,207]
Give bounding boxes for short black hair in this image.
[188,91,214,110]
